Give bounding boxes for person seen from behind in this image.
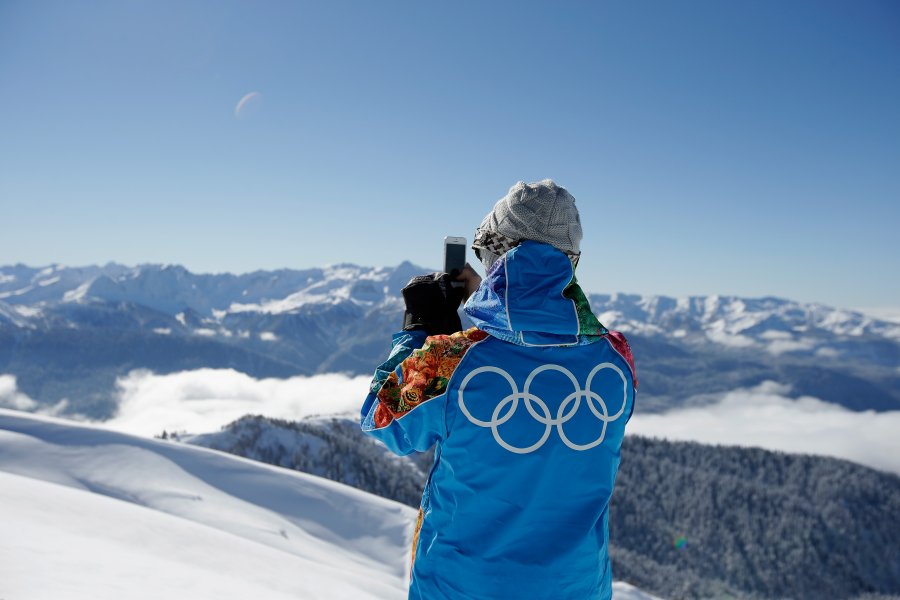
[360,180,637,599]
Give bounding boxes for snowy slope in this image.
[0,409,662,600]
[0,408,414,600]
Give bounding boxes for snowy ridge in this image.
[0,263,131,305]
[0,262,422,318]
[0,409,662,600]
[2,262,896,342]
[591,292,900,348]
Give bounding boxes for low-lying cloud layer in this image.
[105,368,371,436]
[3,372,899,476]
[628,381,900,476]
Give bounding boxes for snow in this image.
[0,409,414,600]
[612,582,665,599]
[589,293,900,344]
[229,292,328,314]
[14,304,42,317]
[3,261,898,346]
[856,306,900,324]
[224,264,396,315]
[759,330,791,340]
[0,409,665,600]
[705,328,756,348]
[62,280,92,302]
[0,284,34,299]
[37,275,61,287]
[766,338,815,355]
[815,347,840,359]
[260,331,279,341]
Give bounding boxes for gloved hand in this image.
[401,272,464,334]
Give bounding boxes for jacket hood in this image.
[463,240,608,346]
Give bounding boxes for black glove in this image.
[401,272,464,334]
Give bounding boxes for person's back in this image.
[361,181,636,600]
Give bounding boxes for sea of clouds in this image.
[628,381,900,476]
[0,371,369,437]
[2,371,899,476]
[106,369,371,436]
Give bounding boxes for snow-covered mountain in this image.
[0,409,662,600]
[0,262,420,315]
[1,262,898,417]
[594,292,900,350]
[3,263,897,342]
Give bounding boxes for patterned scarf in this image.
[472,228,580,269]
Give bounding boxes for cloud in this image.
[7,370,899,477]
[0,375,37,411]
[102,368,370,437]
[0,375,70,415]
[628,381,900,476]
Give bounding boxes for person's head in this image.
[472,179,582,271]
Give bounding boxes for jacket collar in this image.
[463,241,607,346]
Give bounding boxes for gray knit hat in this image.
[473,180,582,269]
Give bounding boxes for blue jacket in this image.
[361,241,637,600]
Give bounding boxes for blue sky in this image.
[1,0,898,308]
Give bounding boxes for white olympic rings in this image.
[457,363,629,454]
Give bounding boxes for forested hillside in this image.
[610,437,900,599]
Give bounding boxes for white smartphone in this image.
[443,236,467,281]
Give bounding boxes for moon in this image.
[234,92,262,118]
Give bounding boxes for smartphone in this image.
[444,236,467,283]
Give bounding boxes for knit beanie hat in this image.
[473,180,582,269]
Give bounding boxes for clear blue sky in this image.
[1,0,898,308]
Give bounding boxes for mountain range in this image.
[2,262,898,418]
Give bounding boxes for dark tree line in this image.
[609,436,900,599]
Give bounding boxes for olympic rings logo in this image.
[457,363,629,454]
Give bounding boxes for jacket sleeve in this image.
[360,328,487,456]
[360,329,440,455]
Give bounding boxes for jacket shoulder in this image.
[374,328,488,425]
[604,330,637,389]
